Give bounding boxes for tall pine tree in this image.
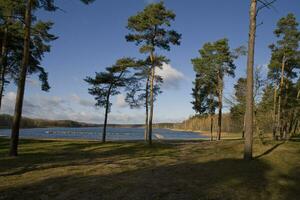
[126,2,181,144]
[268,13,300,139]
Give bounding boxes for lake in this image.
[0,127,207,141]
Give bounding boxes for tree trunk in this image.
[0,22,8,111]
[286,104,295,136]
[272,86,278,140]
[244,0,257,160]
[217,71,223,141]
[291,90,300,136]
[148,52,155,145]
[0,67,5,110]
[293,120,298,136]
[288,112,295,135]
[9,0,32,157]
[102,94,110,143]
[101,69,124,143]
[210,115,213,141]
[209,92,214,141]
[242,115,246,139]
[144,75,150,141]
[277,55,286,139]
[282,83,289,139]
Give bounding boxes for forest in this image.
[0,114,99,129]
[0,0,299,199]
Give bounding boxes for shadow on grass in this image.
[0,158,271,200]
[278,166,300,200]
[255,142,285,159]
[0,139,180,177]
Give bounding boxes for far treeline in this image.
[0,114,99,129]
[0,0,299,161]
[0,114,157,129]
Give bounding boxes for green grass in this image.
[0,137,299,200]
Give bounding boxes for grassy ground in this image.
[167,128,243,140]
[0,136,299,200]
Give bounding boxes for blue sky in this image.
[1,0,300,124]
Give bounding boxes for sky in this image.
[1,0,300,124]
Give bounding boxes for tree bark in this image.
[293,120,298,136]
[148,52,155,145]
[103,93,110,143]
[272,86,278,140]
[217,71,223,141]
[9,0,32,157]
[144,74,150,141]
[209,92,213,141]
[288,111,295,135]
[289,90,300,135]
[0,22,9,111]
[282,82,289,139]
[102,70,124,143]
[242,115,246,139]
[244,0,257,160]
[210,115,213,141]
[277,55,286,139]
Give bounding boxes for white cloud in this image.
[0,64,187,124]
[156,63,185,89]
[1,92,72,119]
[71,94,95,107]
[0,92,148,124]
[115,94,127,108]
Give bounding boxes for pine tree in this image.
[9,0,94,157]
[125,56,164,141]
[126,2,181,145]
[192,39,236,141]
[0,18,57,111]
[268,13,300,139]
[191,43,219,141]
[85,58,136,142]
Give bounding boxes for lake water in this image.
[0,127,207,141]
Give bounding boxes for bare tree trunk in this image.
[101,69,124,143]
[102,93,111,143]
[209,93,213,141]
[144,75,150,141]
[282,83,289,139]
[0,22,8,111]
[254,106,258,135]
[242,115,246,139]
[293,120,298,136]
[148,52,155,145]
[244,0,257,160]
[288,113,295,135]
[277,55,286,139]
[9,0,32,157]
[210,115,213,141]
[272,86,278,140]
[217,72,223,141]
[0,68,5,110]
[291,91,300,136]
